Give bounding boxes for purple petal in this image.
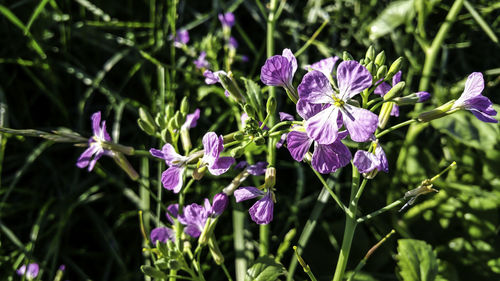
[296,99,325,120]
[461,72,485,100]
[311,141,351,174]
[234,186,264,202]
[298,70,334,104]
[279,112,294,121]
[174,29,189,45]
[184,224,202,238]
[161,166,185,193]
[249,192,274,224]
[305,106,340,144]
[202,132,223,167]
[211,193,228,216]
[182,108,201,129]
[166,204,179,224]
[353,150,379,173]
[416,91,431,102]
[149,143,186,166]
[203,70,227,85]
[276,133,287,149]
[17,263,39,279]
[99,121,112,141]
[464,95,496,114]
[336,61,372,101]
[209,156,235,175]
[247,161,268,176]
[471,109,498,123]
[374,81,391,96]
[286,131,313,161]
[375,145,389,173]
[229,36,238,49]
[194,51,209,69]
[307,56,339,77]
[282,48,297,77]
[87,148,104,171]
[392,71,402,85]
[260,55,293,87]
[76,145,99,169]
[342,105,378,142]
[235,161,248,170]
[390,104,400,117]
[218,12,235,28]
[91,111,101,137]
[151,227,174,244]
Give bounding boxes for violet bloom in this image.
[16,263,39,280]
[305,56,339,78]
[194,51,210,69]
[375,71,402,117]
[451,72,497,123]
[200,132,235,175]
[299,61,378,144]
[173,29,189,48]
[235,161,268,175]
[179,193,228,237]
[286,100,351,174]
[218,12,235,28]
[234,186,274,224]
[181,108,200,130]
[416,91,431,102]
[203,70,230,97]
[77,111,114,171]
[353,143,388,174]
[150,144,188,193]
[241,55,249,62]
[260,48,297,90]
[229,36,238,49]
[150,227,175,244]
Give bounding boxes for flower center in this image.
[332,95,344,107]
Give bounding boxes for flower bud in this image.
[374,51,386,66]
[264,167,276,189]
[211,193,228,216]
[233,131,245,141]
[165,104,174,120]
[254,137,265,146]
[167,259,181,270]
[416,91,431,102]
[208,236,225,265]
[418,100,455,122]
[180,128,192,152]
[230,146,245,158]
[386,57,403,80]
[161,128,170,143]
[378,102,395,129]
[138,118,156,136]
[198,217,212,246]
[266,96,277,115]
[218,73,246,103]
[155,113,165,128]
[174,111,183,129]
[366,62,375,76]
[376,65,387,81]
[343,51,354,61]
[180,96,189,116]
[244,104,256,119]
[383,81,405,101]
[365,45,375,62]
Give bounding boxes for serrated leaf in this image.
[397,239,438,281]
[242,77,264,120]
[367,0,415,40]
[430,110,499,150]
[141,265,168,279]
[245,256,286,281]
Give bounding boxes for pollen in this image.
[332,95,344,107]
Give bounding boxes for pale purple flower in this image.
[77,111,114,171]
[166,203,179,224]
[178,193,228,238]
[210,193,229,216]
[375,71,402,116]
[260,48,297,90]
[299,61,378,144]
[181,108,200,130]
[203,70,230,97]
[241,55,249,62]
[150,227,175,244]
[452,72,497,123]
[201,132,235,175]
[235,161,268,175]
[218,12,235,28]
[229,36,238,49]
[16,263,39,280]
[194,51,210,69]
[150,144,188,193]
[416,91,431,102]
[305,56,339,78]
[173,29,189,48]
[234,187,274,224]
[353,144,388,174]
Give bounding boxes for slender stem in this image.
[310,166,348,214]
[221,263,234,281]
[375,119,417,139]
[356,199,404,223]
[294,19,329,57]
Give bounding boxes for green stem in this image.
[310,166,348,214]
[356,199,404,223]
[375,119,417,139]
[221,263,234,281]
[294,19,329,57]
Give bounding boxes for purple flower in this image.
[260,48,297,90]
[218,12,235,28]
[416,91,431,102]
[241,55,249,62]
[229,36,238,49]
[16,263,39,280]
[178,193,227,238]
[201,132,235,175]
[235,161,268,175]
[150,227,175,244]
[77,111,114,171]
[173,29,189,48]
[182,108,200,130]
[234,187,274,224]
[353,143,388,174]
[452,72,497,123]
[305,56,339,78]
[375,71,402,117]
[166,203,179,224]
[203,70,230,97]
[299,61,378,144]
[150,144,188,193]
[194,51,210,69]
[210,193,229,216]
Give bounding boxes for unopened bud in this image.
[254,137,265,146]
[264,167,276,189]
[165,104,174,120]
[366,62,375,76]
[230,146,245,158]
[418,100,456,122]
[376,65,387,81]
[416,91,431,102]
[208,235,225,265]
[365,46,375,62]
[138,118,155,136]
[218,73,246,103]
[167,259,181,270]
[211,193,228,216]
[174,111,183,129]
[375,51,386,66]
[161,128,170,143]
[139,107,156,129]
[180,96,189,116]
[180,128,192,152]
[266,96,277,115]
[383,81,405,101]
[198,217,212,246]
[155,113,165,128]
[386,57,403,80]
[342,51,354,61]
[244,104,256,119]
[233,131,245,141]
[378,102,395,129]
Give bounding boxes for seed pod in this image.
[180,96,189,116]
[418,100,456,122]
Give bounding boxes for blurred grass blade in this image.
[464,0,498,43]
[367,0,415,40]
[25,0,51,34]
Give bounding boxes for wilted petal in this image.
[416,91,431,102]
[353,150,379,173]
[247,161,268,175]
[286,131,313,161]
[337,61,372,101]
[282,48,297,77]
[249,192,274,224]
[312,141,351,174]
[279,112,294,121]
[298,70,334,104]
[276,133,287,149]
[260,55,293,87]
[211,193,228,216]
[305,106,340,144]
[209,156,235,175]
[161,166,185,193]
[182,108,201,129]
[151,227,174,244]
[202,132,223,167]
[342,105,378,142]
[234,186,264,202]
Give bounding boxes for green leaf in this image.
[241,77,264,120]
[245,256,286,281]
[430,109,499,151]
[141,265,168,279]
[25,0,51,34]
[397,239,438,281]
[367,0,415,40]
